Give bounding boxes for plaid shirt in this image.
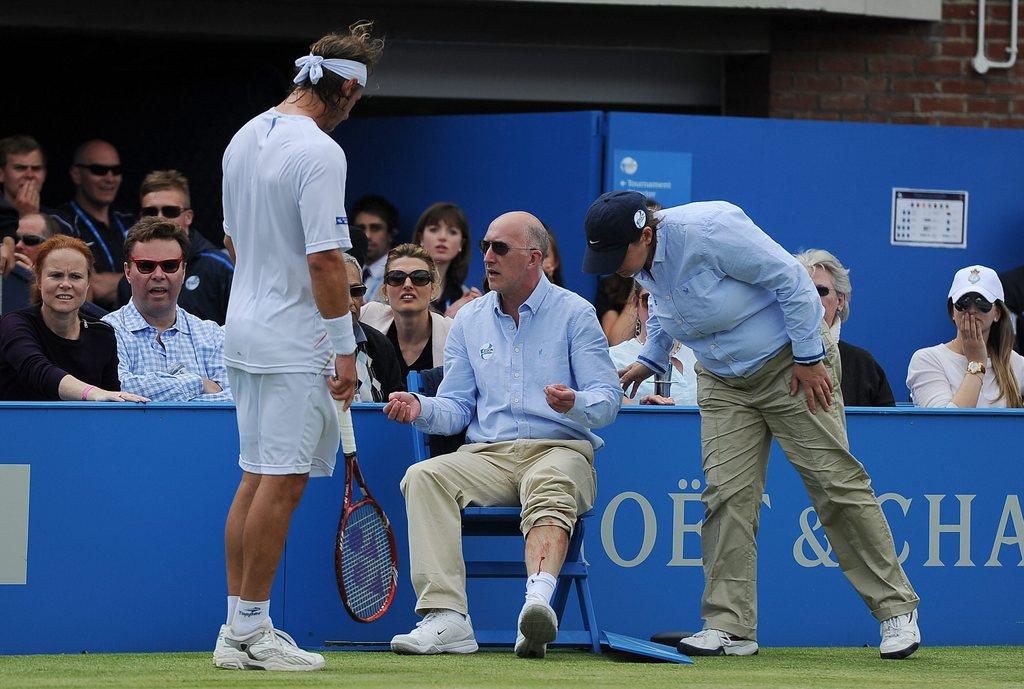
[102,300,232,402]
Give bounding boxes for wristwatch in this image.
[966,361,986,376]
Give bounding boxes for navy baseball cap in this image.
[582,191,649,275]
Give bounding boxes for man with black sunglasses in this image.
[2,213,59,313]
[130,170,234,325]
[55,139,132,310]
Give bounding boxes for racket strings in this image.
[339,502,396,619]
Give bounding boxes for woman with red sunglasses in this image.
[0,235,147,402]
[907,264,1024,408]
[360,243,454,383]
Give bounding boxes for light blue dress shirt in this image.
[635,201,825,379]
[103,300,233,401]
[413,276,621,450]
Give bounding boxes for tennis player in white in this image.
[214,22,383,671]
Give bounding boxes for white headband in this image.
[294,54,367,88]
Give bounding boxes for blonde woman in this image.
[908,265,1024,408]
[362,243,454,381]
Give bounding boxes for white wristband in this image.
[323,312,357,356]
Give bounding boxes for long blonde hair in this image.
[949,299,1022,407]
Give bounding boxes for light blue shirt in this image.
[636,202,825,379]
[103,300,233,402]
[413,276,621,450]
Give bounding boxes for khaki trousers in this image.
[400,439,596,615]
[695,326,919,640]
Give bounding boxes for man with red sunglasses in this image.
[102,218,231,402]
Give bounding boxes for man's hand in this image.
[89,272,122,302]
[382,391,422,423]
[640,394,675,406]
[201,378,223,394]
[790,361,834,413]
[14,251,32,271]
[618,362,655,399]
[444,288,482,318]
[14,179,41,216]
[1,237,14,278]
[329,353,357,410]
[544,383,576,413]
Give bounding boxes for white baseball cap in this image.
[947,264,1004,304]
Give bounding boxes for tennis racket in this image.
[334,404,399,623]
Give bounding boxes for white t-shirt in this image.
[222,108,352,374]
[608,337,698,405]
[906,343,1024,408]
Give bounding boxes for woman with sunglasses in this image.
[608,284,697,405]
[0,235,147,402]
[361,243,454,382]
[908,265,1024,408]
[411,202,480,317]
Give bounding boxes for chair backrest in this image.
[406,368,469,460]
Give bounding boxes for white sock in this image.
[430,608,466,621]
[525,572,557,604]
[227,596,239,626]
[231,599,270,637]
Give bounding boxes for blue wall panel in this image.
[604,113,1024,401]
[3,403,1021,653]
[336,112,605,301]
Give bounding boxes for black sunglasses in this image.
[130,257,183,274]
[75,163,122,177]
[384,269,433,287]
[349,283,368,298]
[16,233,45,247]
[141,205,189,219]
[479,239,537,256]
[954,294,994,314]
[816,285,831,297]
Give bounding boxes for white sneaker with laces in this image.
[515,599,558,659]
[222,620,325,671]
[213,624,248,669]
[879,610,921,659]
[676,629,759,656]
[390,610,478,655]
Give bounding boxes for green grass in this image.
[1,647,1022,689]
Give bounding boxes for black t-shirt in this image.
[386,322,434,383]
[54,202,133,274]
[0,303,119,400]
[838,340,896,407]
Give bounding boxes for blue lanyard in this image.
[70,201,127,271]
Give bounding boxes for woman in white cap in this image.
[907,265,1024,408]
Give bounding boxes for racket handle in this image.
[337,402,358,455]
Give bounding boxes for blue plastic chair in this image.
[406,371,601,652]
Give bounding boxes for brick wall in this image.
[769,0,1024,127]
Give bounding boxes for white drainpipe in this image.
[972,0,1019,73]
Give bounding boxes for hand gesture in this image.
[445,288,483,318]
[14,178,41,216]
[383,391,422,423]
[639,394,675,406]
[790,361,834,414]
[91,389,149,403]
[544,383,576,413]
[618,362,654,399]
[329,353,357,410]
[954,309,988,363]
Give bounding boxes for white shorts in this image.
[228,368,340,477]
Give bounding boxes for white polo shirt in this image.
[222,108,352,374]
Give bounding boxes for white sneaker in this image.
[390,610,478,655]
[213,624,248,669]
[676,629,759,656]
[515,599,558,659]
[880,610,921,659]
[222,620,325,671]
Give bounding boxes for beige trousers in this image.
[400,438,596,615]
[695,326,919,640]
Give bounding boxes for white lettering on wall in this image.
[984,495,1024,567]
[878,492,912,565]
[925,494,975,567]
[601,491,657,567]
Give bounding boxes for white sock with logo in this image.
[231,599,270,638]
[227,595,239,626]
[525,572,557,604]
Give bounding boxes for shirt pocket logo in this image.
[480,342,495,360]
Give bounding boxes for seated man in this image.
[342,253,403,401]
[2,213,61,313]
[103,218,231,401]
[794,249,895,406]
[383,211,620,658]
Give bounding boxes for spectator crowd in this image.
[1,132,1023,409]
